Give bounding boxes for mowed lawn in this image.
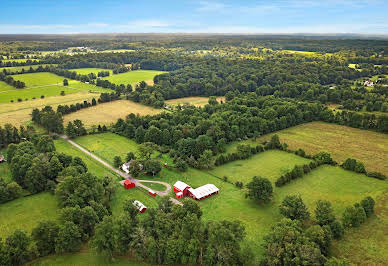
[102,70,167,85]
[73,133,140,165]
[165,96,226,107]
[208,150,311,184]
[0,192,59,239]
[0,80,16,92]
[0,91,102,126]
[248,122,388,176]
[69,68,113,76]
[63,100,162,128]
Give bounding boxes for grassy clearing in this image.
[73,133,140,165]
[0,80,16,92]
[69,68,113,75]
[102,70,167,85]
[63,100,162,128]
[165,96,226,107]
[0,91,102,126]
[11,72,64,86]
[208,150,311,184]
[248,122,388,176]
[0,162,12,183]
[0,192,59,239]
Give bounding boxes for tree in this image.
[144,159,161,176]
[246,176,273,204]
[113,156,123,168]
[198,149,214,169]
[279,195,310,221]
[175,158,188,172]
[5,230,31,266]
[208,96,218,105]
[36,135,56,153]
[63,79,68,86]
[342,204,366,228]
[31,221,59,256]
[305,225,332,257]
[128,160,142,177]
[90,216,117,259]
[102,175,116,201]
[125,152,136,162]
[329,220,344,239]
[360,196,375,218]
[138,142,158,160]
[263,219,324,265]
[65,122,76,138]
[55,221,82,253]
[48,155,64,180]
[314,151,334,165]
[315,200,335,226]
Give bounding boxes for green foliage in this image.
[90,216,117,259]
[175,157,188,172]
[314,151,334,165]
[315,200,336,226]
[55,221,82,253]
[31,220,59,257]
[113,156,122,168]
[279,195,310,221]
[198,149,214,169]
[5,230,31,266]
[360,196,375,218]
[246,176,273,204]
[137,142,158,160]
[128,160,142,177]
[143,159,161,176]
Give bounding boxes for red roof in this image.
[124,179,132,185]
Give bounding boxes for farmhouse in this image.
[133,200,147,213]
[173,181,219,201]
[364,80,374,87]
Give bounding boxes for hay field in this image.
[165,96,226,107]
[101,70,167,85]
[63,100,162,127]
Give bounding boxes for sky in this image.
[0,0,387,34]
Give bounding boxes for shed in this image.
[133,200,147,213]
[173,181,191,195]
[176,191,183,199]
[123,179,135,189]
[149,189,156,197]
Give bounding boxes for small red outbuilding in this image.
[124,179,135,189]
[149,189,157,197]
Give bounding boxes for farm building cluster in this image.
[173,181,219,201]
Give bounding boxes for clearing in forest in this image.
[63,100,162,128]
[101,70,167,86]
[69,68,113,75]
[165,96,226,107]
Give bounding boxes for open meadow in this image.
[236,122,388,176]
[69,68,113,75]
[63,100,162,128]
[0,91,103,126]
[165,96,226,107]
[0,64,56,72]
[101,70,167,85]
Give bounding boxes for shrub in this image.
[17,98,22,102]
[246,176,273,204]
[366,172,386,180]
[360,196,375,218]
[329,220,344,239]
[40,95,44,99]
[279,195,310,221]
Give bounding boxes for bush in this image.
[40,95,44,99]
[279,195,310,221]
[366,172,386,180]
[360,196,375,218]
[329,220,344,239]
[246,176,273,204]
[17,98,22,102]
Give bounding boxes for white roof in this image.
[188,184,219,199]
[149,189,156,194]
[174,181,190,191]
[133,200,147,211]
[176,191,183,196]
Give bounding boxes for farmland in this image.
[239,122,388,176]
[165,96,226,107]
[63,100,162,127]
[101,70,167,85]
[69,68,113,75]
[0,64,56,72]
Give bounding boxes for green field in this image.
[0,64,56,72]
[208,150,311,184]
[102,70,167,85]
[0,80,16,92]
[0,192,59,239]
[69,68,113,75]
[73,133,141,165]
[1,58,40,63]
[0,162,12,183]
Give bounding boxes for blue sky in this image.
[0,0,387,34]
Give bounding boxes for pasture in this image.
[0,192,59,239]
[102,70,167,85]
[165,96,226,107]
[0,80,16,92]
[11,72,67,86]
[208,150,311,184]
[69,68,113,75]
[245,122,388,176]
[0,91,102,126]
[63,100,162,127]
[0,64,56,72]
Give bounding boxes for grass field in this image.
[0,192,59,239]
[69,68,113,75]
[63,100,162,128]
[0,64,56,72]
[246,122,388,176]
[11,72,70,86]
[0,80,16,92]
[102,70,167,85]
[1,59,40,63]
[165,96,226,107]
[208,150,311,184]
[0,91,103,126]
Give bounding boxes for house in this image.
[173,181,191,196]
[133,200,147,213]
[173,181,219,201]
[188,184,219,201]
[123,179,135,189]
[364,80,374,87]
[0,154,6,163]
[149,189,156,197]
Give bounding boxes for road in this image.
[60,135,174,198]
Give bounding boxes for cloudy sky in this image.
[0,0,387,34]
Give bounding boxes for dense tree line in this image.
[65,120,87,139]
[56,98,96,115]
[32,106,64,134]
[0,74,25,88]
[0,124,35,148]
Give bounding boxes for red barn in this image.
[124,179,135,189]
[173,181,191,196]
[149,189,157,197]
[176,192,183,199]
